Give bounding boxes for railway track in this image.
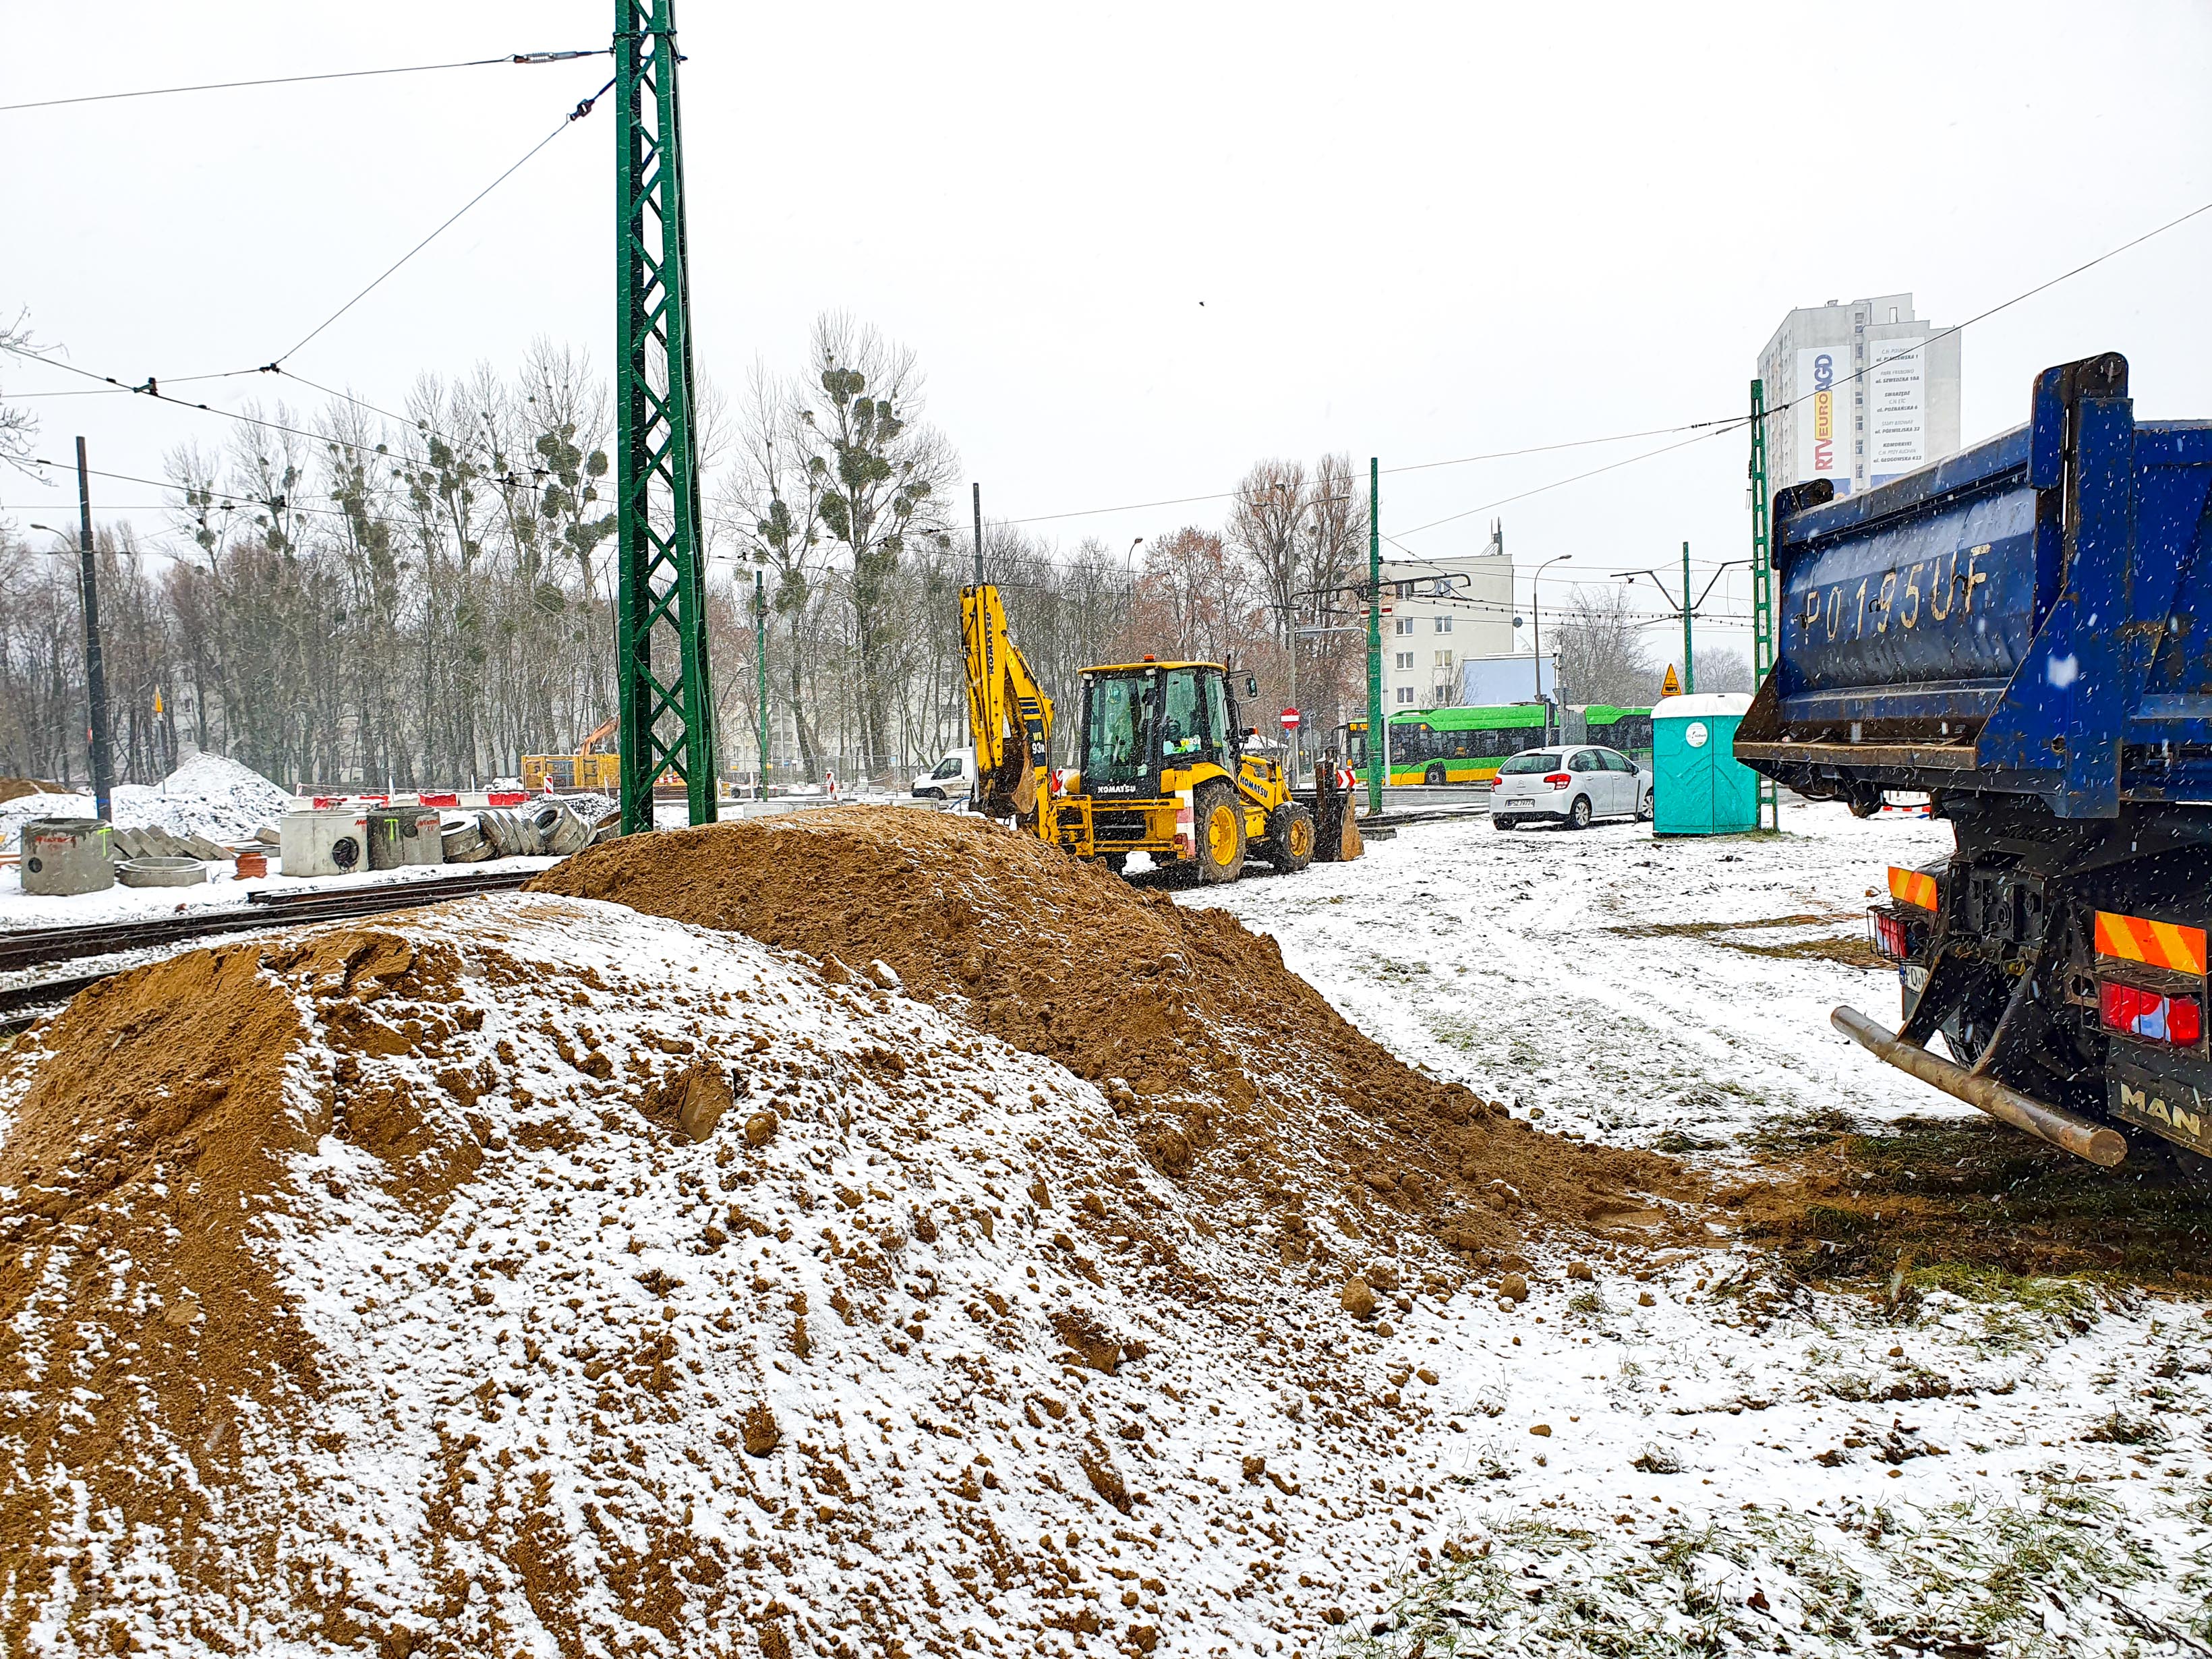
[0,868,543,1024]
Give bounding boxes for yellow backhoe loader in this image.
[962,583,1348,881]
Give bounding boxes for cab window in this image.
[1206,673,1234,760]
[1083,674,1155,789]
[1161,668,1211,762]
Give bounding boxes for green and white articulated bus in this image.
[1337,703,1654,787]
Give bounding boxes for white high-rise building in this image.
[1757,294,1962,498]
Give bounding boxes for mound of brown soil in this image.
[0,777,69,805]
[530,809,1689,1262]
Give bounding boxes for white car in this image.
[1490,744,1651,830]
[911,749,974,801]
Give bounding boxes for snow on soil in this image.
[5,852,2211,1656]
[1184,798,1962,1152]
[0,753,287,850]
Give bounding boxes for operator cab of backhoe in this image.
[1057,659,1316,883]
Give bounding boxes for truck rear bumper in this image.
[1830,1004,2126,1167]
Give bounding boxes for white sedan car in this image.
[1490,744,1652,830]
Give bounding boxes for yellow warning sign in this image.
[1660,664,1683,699]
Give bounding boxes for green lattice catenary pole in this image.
[1749,378,1777,829]
[1366,455,1382,816]
[614,0,716,834]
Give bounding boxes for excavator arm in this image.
[961,583,1056,837]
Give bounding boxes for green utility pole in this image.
[613,0,716,834]
[1366,456,1383,816]
[1749,378,1776,828]
[1681,541,1695,695]
[754,567,769,801]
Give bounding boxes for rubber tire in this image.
[1100,852,1128,876]
[1265,802,1316,872]
[1492,815,1517,832]
[1636,790,1654,822]
[919,788,944,801]
[1424,763,1448,786]
[1192,780,1246,883]
[1567,795,1592,830]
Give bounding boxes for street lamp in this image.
[1530,554,1573,745]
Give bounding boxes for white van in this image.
[911,749,974,801]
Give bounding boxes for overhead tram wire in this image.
[0,50,608,115]
[266,75,614,369]
[979,187,2212,544]
[0,75,615,488]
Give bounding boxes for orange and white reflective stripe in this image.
[2095,910,2209,977]
[1888,867,1940,911]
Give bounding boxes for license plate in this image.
[2109,1061,2212,1156]
[1902,964,1928,993]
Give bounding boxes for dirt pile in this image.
[3,891,1677,1658]
[530,809,1689,1264]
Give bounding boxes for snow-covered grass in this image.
[1185,798,1961,1155]
[1182,801,2212,1654]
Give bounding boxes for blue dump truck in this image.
[1737,353,2212,1171]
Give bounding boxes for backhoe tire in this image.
[1264,802,1316,873]
[1100,852,1128,876]
[1192,780,1245,883]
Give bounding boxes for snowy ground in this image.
[1175,801,2212,1655]
[9,803,2212,1655]
[1184,799,1963,1155]
[0,851,564,937]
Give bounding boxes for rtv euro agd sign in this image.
[1796,347,1850,494]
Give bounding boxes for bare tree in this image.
[798,314,958,779]
[1552,586,1657,707]
[0,311,44,475]
[1691,645,1755,694]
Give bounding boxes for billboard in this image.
[1795,347,1851,493]
[1867,337,1929,486]
[1458,651,1555,707]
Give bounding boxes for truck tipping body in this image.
[1737,354,2212,1167]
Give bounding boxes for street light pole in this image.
[1530,553,1573,747]
[41,443,117,820]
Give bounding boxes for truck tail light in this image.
[2099,980,2203,1046]
[1871,911,1911,962]
[1544,772,1571,790]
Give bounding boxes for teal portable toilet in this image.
[1651,693,1756,836]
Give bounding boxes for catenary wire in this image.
[0,50,608,115]
[268,77,614,366]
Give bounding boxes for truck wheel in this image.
[1567,795,1592,830]
[1424,762,1448,786]
[1193,781,1246,883]
[1265,803,1316,872]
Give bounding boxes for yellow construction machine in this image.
[521,716,620,793]
[962,583,1337,882]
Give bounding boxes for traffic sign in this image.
[1660,664,1683,698]
[1280,708,1301,730]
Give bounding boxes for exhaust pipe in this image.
[1830,1005,2126,1168]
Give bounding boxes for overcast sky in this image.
[5,2,2209,651]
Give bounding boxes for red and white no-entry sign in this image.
[1280,708,1301,731]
